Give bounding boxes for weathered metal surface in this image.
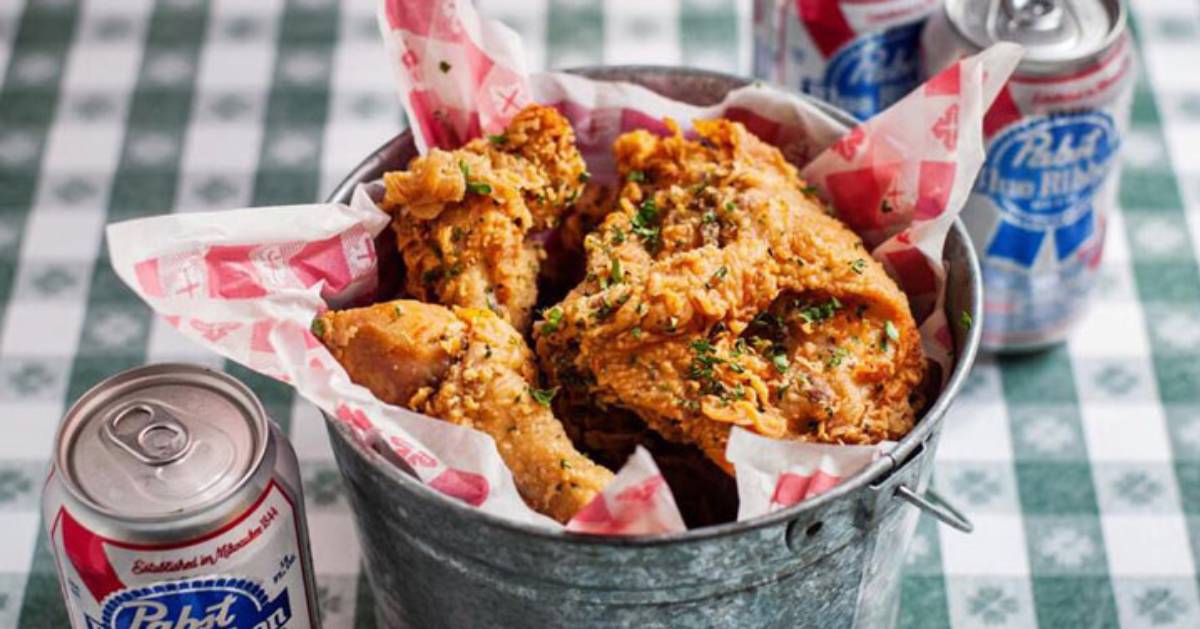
[323,66,983,629]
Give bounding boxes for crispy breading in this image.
[316,300,613,523]
[535,118,925,474]
[381,105,588,332]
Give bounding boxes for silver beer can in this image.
[752,0,939,120]
[41,363,321,628]
[923,0,1134,351]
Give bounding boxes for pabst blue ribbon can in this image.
[752,0,939,120]
[41,363,320,628]
[923,0,1134,351]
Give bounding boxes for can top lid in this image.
[55,364,268,520]
[946,0,1125,72]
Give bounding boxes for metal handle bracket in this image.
[895,485,974,533]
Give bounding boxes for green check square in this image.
[1016,462,1099,515]
[1120,170,1183,211]
[1029,576,1118,628]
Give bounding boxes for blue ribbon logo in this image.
[90,577,292,629]
[822,20,924,121]
[977,111,1119,267]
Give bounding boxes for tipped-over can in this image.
[923,0,1134,351]
[41,363,320,628]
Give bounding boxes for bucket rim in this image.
[324,64,984,545]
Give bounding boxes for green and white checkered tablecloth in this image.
[1,0,1198,626]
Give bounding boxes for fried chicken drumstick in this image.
[535,118,925,474]
[316,300,613,523]
[380,105,588,332]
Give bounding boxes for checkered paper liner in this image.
[102,0,1017,535]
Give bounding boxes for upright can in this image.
[752,0,940,120]
[41,363,320,628]
[923,0,1134,351]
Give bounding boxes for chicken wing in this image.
[381,105,588,332]
[535,118,925,474]
[315,300,613,523]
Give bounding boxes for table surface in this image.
[2,0,1199,627]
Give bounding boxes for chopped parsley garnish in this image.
[724,201,737,212]
[827,347,849,368]
[439,60,451,73]
[630,326,642,339]
[851,258,866,274]
[529,387,559,407]
[960,311,973,329]
[541,307,564,334]
[701,210,717,224]
[882,320,899,350]
[627,170,646,183]
[610,226,626,245]
[560,459,571,469]
[798,297,843,325]
[631,198,662,249]
[609,258,624,284]
[801,184,819,197]
[310,317,326,339]
[733,338,749,356]
[772,353,790,373]
[458,160,492,195]
[707,265,728,288]
[487,134,507,145]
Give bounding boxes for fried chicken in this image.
[380,105,588,332]
[315,300,613,523]
[535,118,925,474]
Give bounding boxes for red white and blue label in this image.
[93,577,291,629]
[49,481,315,629]
[819,20,923,120]
[976,111,1119,267]
[970,109,1121,347]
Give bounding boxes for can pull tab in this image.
[1002,0,1064,32]
[103,401,193,465]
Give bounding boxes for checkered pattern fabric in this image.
[0,1,1196,627]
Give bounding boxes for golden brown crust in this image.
[381,105,588,332]
[316,300,613,523]
[535,118,925,474]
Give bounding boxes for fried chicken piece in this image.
[535,118,925,474]
[316,300,613,523]
[381,105,588,332]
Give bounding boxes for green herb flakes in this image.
[541,307,564,334]
[772,353,790,373]
[529,386,559,407]
[609,258,624,284]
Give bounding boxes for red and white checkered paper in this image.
[105,1,1019,534]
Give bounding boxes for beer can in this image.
[922,0,1134,352]
[41,363,320,628]
[752,0,939,120]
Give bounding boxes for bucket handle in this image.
[895,485,973,533]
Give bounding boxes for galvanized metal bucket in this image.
[324,66,983,629]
